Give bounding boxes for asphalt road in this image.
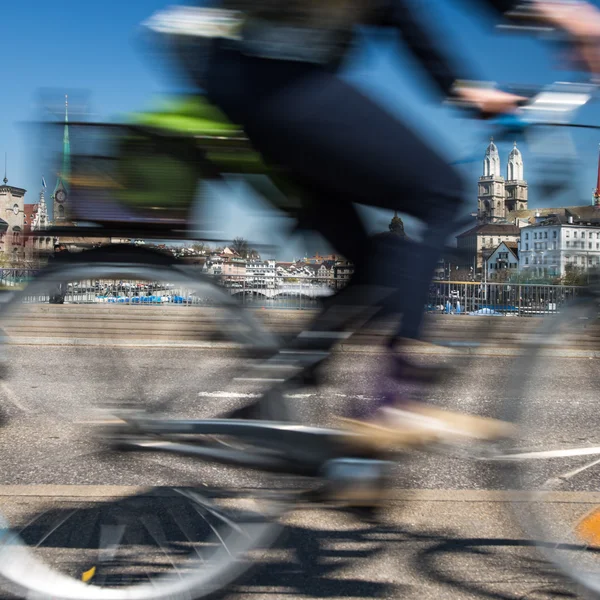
[0,346,599,599]
[0,346,594,488]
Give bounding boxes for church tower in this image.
[505,142,528,212]
[478,138,506,223]
[52,95,71,224]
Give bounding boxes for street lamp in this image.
[483,255,490,302]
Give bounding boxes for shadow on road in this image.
[4,491,594,600]
[2,491,406,599]
[415,533,580,599]
[233,517,405,598]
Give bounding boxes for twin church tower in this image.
[478,138,528,224]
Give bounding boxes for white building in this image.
[246,260,276,288]
[486,241,519,280]
[519,214,600,278]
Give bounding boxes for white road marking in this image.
[197,390,382,400]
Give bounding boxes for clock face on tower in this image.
[56,190,67,203]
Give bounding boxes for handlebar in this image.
[447,79,599,146]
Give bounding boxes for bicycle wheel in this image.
[505,293,600,597]
[0,256,293,600]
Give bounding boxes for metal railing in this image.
[9,269,586,315]
[428,281,581,316]
[0,269,39,288]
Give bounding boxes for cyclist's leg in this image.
[206,45,465,417]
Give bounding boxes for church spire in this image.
[507,140,524,181]
[53,95,70,193]
[484,136,501,177]
[594,144,600,207]
[61,95,70,190]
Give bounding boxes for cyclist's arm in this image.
[374,0,470,97]
[374,0,537,97]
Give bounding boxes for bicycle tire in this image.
[0,258,291,600]
[504,293,600,598]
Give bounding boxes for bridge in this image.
[228,284,335,298]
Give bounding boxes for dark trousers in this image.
[206,42,465,341]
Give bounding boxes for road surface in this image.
[0,346,597,599]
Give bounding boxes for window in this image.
[525,233,529,240]
[574,231,578,238]
[534,232,538,239]
[566,230,570,237]
[525,257,529,265]
[525,243,529,250]
[545,242,548,250]
[544,231,548,239]
[566,241,570,248]
[590,243,593,250]
[553,231,557,238]
[553,242,557,250]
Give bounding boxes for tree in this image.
[561,264,587,286]
[493,268,511,283]
[191,242,210,255]
[231,237,250,259]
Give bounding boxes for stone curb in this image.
[0,337,597,358]
[1,486,599,503]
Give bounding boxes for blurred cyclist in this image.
[198,0,600,432]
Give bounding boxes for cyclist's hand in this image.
[534,1,600,75]
[452,86,526,117]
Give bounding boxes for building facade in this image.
[246,260,276,288]
[487,241,519,280]
[519,215,600,278]
[0,178,25,263]
[456,223,521,270]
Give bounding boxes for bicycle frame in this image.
[102,416,368,476]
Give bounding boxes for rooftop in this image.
[457,224,521,238]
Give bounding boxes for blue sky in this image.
[3,0,600,256]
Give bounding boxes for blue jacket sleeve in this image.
[377,0,520,96]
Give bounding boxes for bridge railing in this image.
[428,281,581,316]
[11,269,586,315]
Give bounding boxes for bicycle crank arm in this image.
[100,418,357,474]
[119,439,314,474]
